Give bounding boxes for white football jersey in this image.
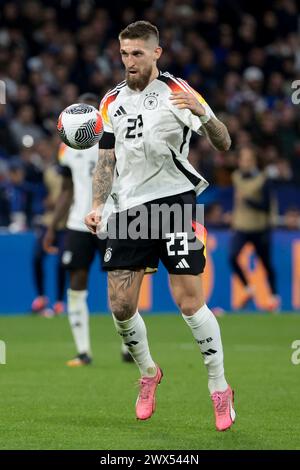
[58,143,114,232]
[100,71,213,212]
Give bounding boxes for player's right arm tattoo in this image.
[92,148,116,207]
[201,117,231,151]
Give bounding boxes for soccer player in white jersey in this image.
[85,22,236,431]
[44,94,132,366]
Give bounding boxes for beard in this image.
[126,65,153,91]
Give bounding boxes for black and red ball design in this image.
[57,103,104,150]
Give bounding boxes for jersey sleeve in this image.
[99,92,116,149]
[57,142,72,177]
[57,143,70,167]
[165,77,216,134]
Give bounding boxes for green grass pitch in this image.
[0,313,299,450]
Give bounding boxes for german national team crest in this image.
[143,92,158,110]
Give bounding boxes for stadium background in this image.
[0,0,300,453]
[0,0,299,313]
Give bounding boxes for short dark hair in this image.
[119,21,159,43]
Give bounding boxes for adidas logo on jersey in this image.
[114,106,127,117]
[176,258,190,269]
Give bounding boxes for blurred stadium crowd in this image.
[0,0,299,231]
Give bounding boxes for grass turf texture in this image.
[0,313,299,450]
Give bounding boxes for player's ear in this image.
[154,46,162,61]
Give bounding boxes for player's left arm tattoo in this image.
[169,91,231,152]
[201,117,231,152]
[92,148,116,208]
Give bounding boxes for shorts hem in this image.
[166,269,204,275]
[103,265,157,272]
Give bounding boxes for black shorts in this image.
[103,190,206,275]
[62,229,107,270]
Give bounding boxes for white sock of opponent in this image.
[112,310,156,377]
[182,304,228,394]
[67,289,91,355]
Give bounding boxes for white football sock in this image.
[67,289,91,355]
[121,342,129,355]
[121,341,132,359]
[112,311,156,377]
[182,304,228,394]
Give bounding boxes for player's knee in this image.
[177,296,203,316]
[111,299,136,321]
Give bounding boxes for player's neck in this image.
[148,66,159,86]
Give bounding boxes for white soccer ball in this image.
[57,103,104,150]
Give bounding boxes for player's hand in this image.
[85,209,102,235]
[43,228,58,254]
[169,91,206,117]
